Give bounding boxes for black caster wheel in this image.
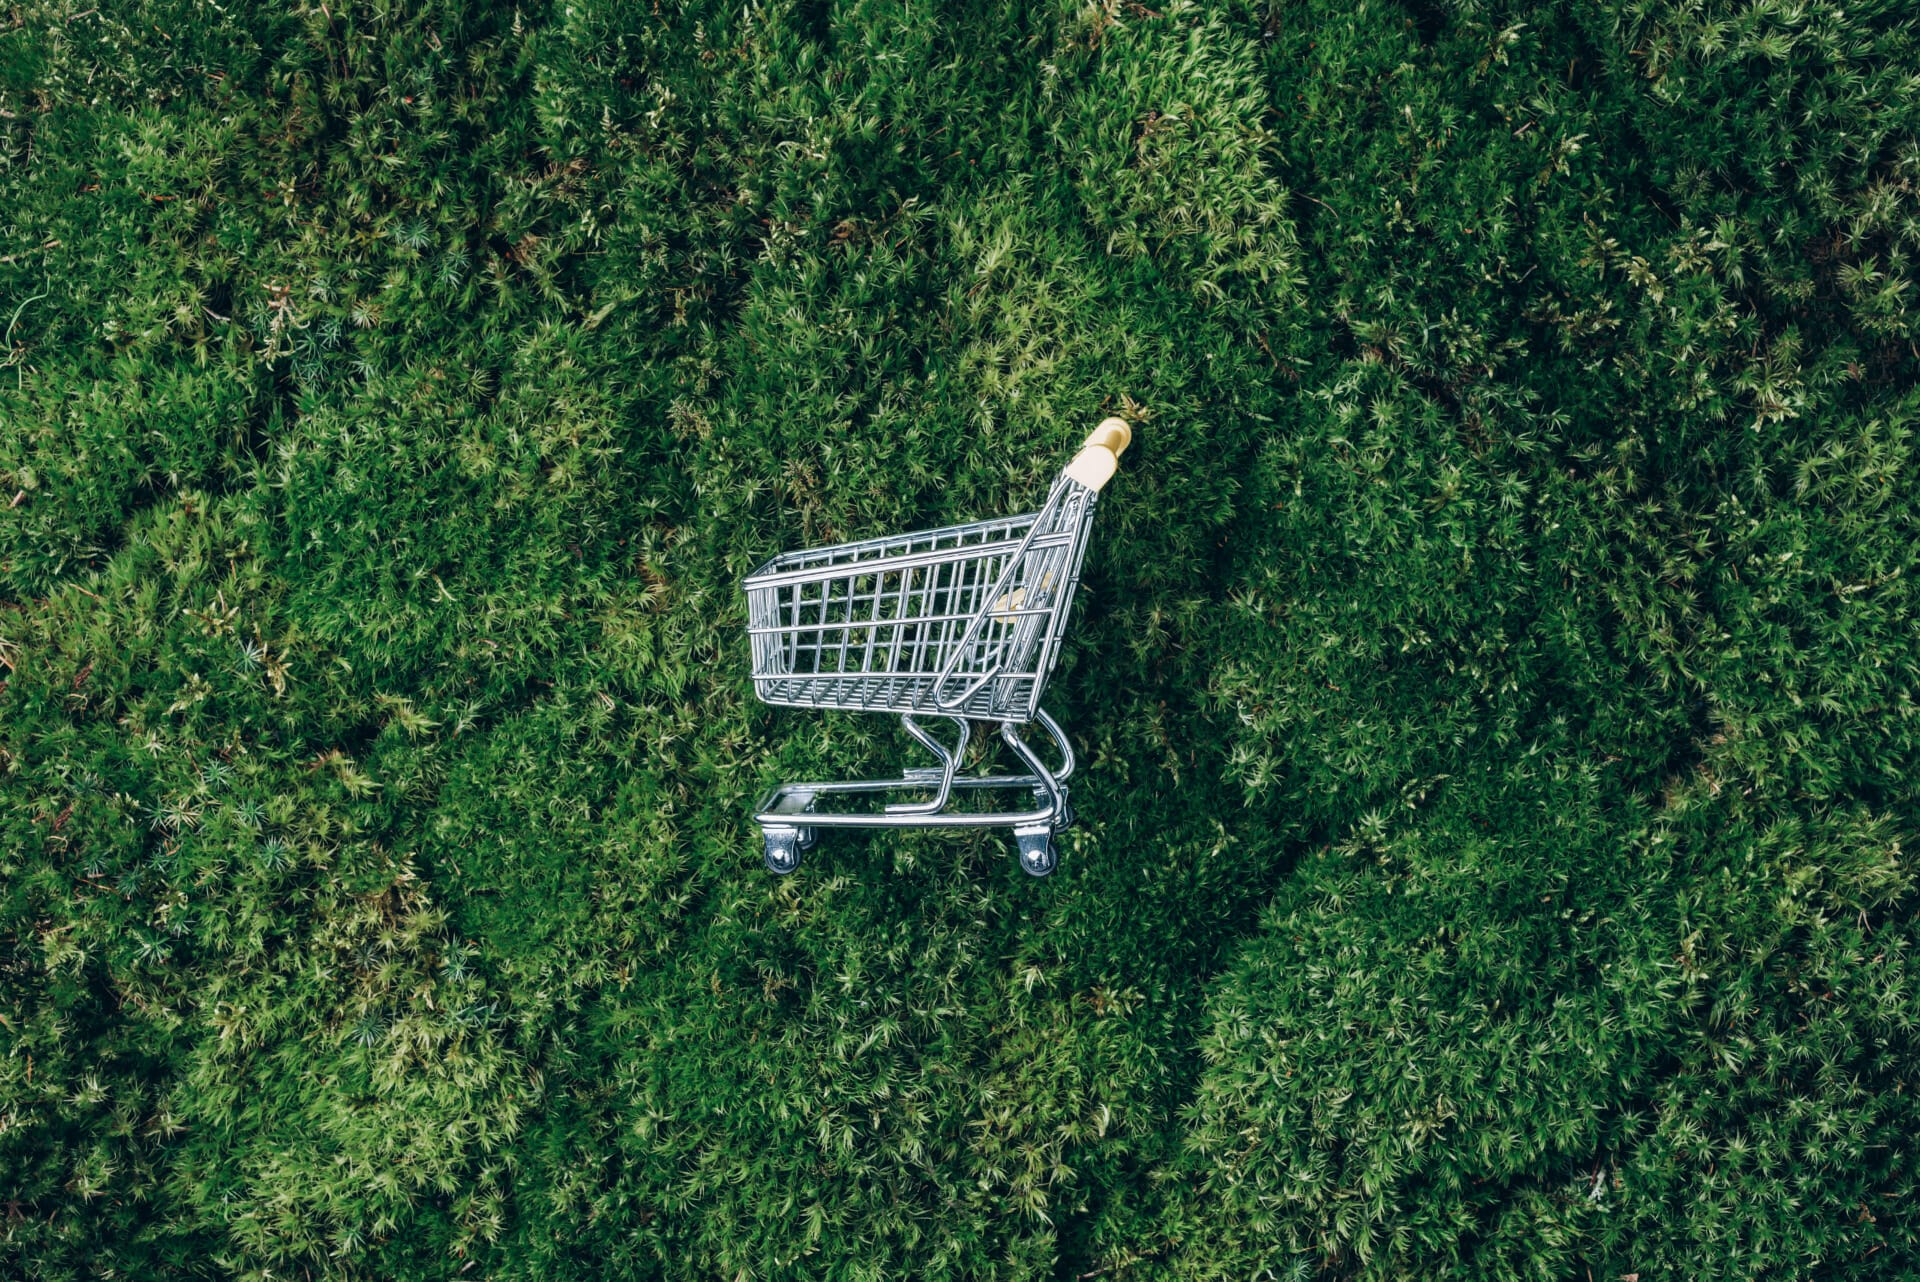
[1015,829,1057,878]
[762,826,812,875]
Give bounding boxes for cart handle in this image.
[932,418,1132,711]
[1062,417,1132,493]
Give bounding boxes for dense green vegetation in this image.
[3,0,1917,1277]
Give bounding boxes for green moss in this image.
[2,1,1916,1278]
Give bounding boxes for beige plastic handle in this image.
[1063,416,1133,492]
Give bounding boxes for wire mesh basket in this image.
[743,418,1132,877]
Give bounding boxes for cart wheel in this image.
[763,827,807,875]
[1015,829,1057,878]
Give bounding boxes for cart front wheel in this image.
[763,826,810,875]
[1015,829,1057,878]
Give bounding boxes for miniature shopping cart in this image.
[744,418,1132,877]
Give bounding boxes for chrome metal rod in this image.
[1029,705,1075,784]
[885,714,969,815]
[998,720,1064,826]
[753,776,1059,829]
[930,476,1075,710]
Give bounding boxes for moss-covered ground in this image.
[4,1,1919,1277]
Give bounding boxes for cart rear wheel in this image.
[1015,830,1057,878]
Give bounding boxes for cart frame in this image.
[743,419,1131,876]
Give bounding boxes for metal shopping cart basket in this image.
[744,418,1132,877]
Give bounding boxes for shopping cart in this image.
[744,418,1132,877]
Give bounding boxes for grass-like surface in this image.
[3,1,1918,1278]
